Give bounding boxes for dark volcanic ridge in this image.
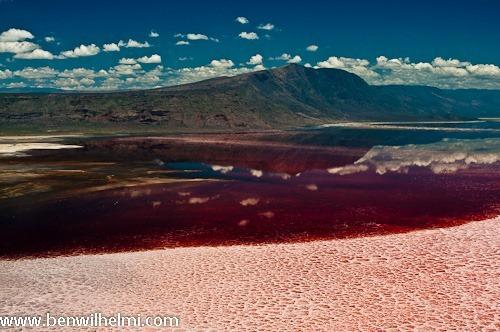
[1,64,500,131]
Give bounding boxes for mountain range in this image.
[1,64,499,132]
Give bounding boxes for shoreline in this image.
[1,216,498,330]
[2,214,498,261]
[1,213,498,261]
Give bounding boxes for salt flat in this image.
[1,217,499,331]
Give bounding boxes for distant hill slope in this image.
[1,64,499,132]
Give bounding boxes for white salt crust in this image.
[1,218,499,331]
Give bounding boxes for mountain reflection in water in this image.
[1,123,499,258]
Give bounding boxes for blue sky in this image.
[0,0,499,90]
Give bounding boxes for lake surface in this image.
[1,121,500,258]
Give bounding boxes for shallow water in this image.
[1,122,499,258]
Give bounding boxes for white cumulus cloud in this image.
[119,58,137,65]
[372,55,500,88]
[0,41,38,54]
[306,44,319,52]
[0,69,13,80]
[14,49,54,60]
[14,66,58,79]
[175,33,217,43]
[271,53,291,61]
[118,39,150,48]
[257,23,274,30]
[187,33,208,40]
[239,32,259,40]
[137,54,161,64]
[0,28,34,42]
[247,54,263,65]
[316,56,378,78]
[0,36,52,60]
[0,29,38,55]
[466,64,500,77]
[103,43,120,52]
[235,17,249,24]
[287,55,302,64]
[60,44,100,58]
[210,59,234,68]
[270,53,301,63]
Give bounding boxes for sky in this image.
[0,0,499,91]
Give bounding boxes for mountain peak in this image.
[282,63,305,70]
[274,63,309,75]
